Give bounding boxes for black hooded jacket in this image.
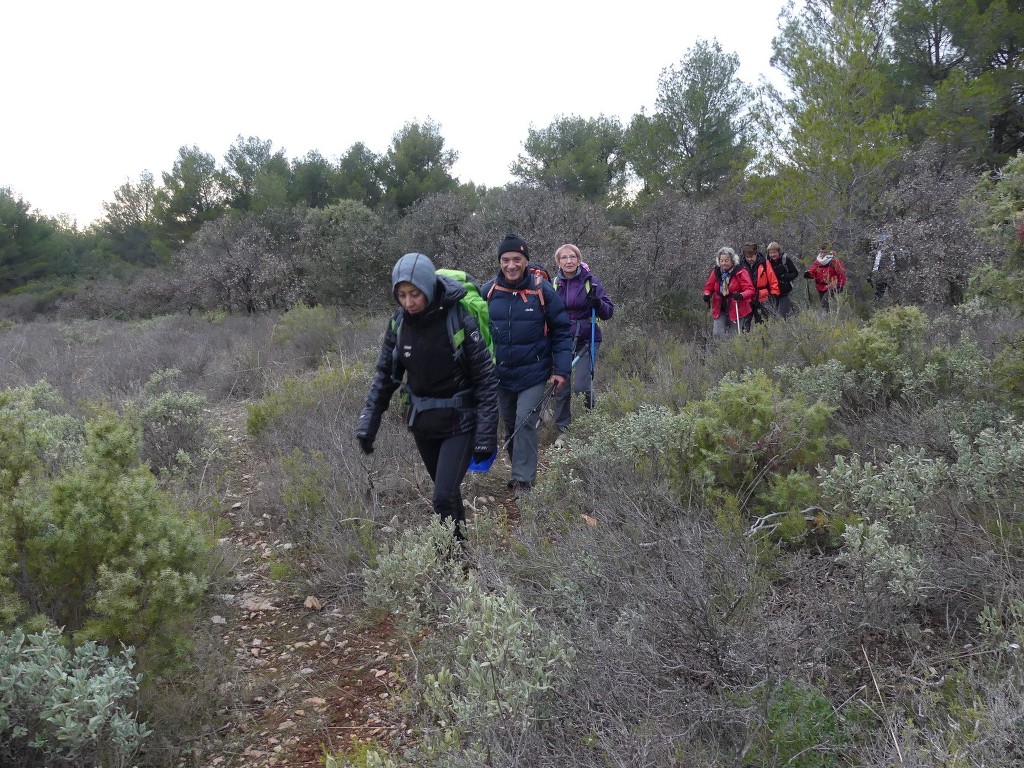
[357,276,498,453]
[767,252,800,296]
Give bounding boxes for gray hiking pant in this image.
[713,314,751,336]
[774,294,794,318]
[498,381,548,486]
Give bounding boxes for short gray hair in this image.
[716,246,736,263]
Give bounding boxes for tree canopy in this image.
[511,115,627,203]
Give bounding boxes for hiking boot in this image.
[511,481,531,500]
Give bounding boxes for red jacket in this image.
[745,257,781,303]
[807,257,847,293]
[703,266,755,320]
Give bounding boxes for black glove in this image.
[731,291,744,300]
[357,435,374,455]
[586,293,602,310]
[473,448,495,464]
[703,294,711,304]
[804,270,812,279]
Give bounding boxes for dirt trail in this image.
[196,403,531,767]
[197,404,405,768]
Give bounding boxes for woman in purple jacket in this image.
[551,244,614,445]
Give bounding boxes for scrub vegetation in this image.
[6,2,1024,765]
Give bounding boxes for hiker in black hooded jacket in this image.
[356,253,498,540]
[766,241,799,318]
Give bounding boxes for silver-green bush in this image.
[0,627,150,768]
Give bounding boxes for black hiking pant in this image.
[413,431,473,540]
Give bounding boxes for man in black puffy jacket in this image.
[356,252,498,540]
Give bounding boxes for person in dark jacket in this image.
[766,241,799,318]
[482,233,572,498]
[703,247,755,335]
[550,243,613,443]
[356,252,498,540]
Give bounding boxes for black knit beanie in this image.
[497,232,529,260]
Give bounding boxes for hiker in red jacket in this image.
[703,247,755,336]
[740,242,780,324]
[804,242,847,310]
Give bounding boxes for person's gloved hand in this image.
[357,435,374,455]
[586,293,602,310]
[731,291,744,300]
[473,447,495,464]
[703,294,711,304]
[804,270,812,278]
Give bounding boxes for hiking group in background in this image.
[550,243,614,448]
[703,240,847,334]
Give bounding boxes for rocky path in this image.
[192,403,528,767]
[195,404,406,768]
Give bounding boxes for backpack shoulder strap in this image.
[447,302,467,360]
[389,310,404,381]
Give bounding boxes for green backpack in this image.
[436,268,494,363]
[390,269,494,380]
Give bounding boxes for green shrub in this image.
[362,519,465,638]
[0,384,85,626]
[685,371,836,497]
[0,626,150,768]
[3,409,212,671]
[281,448,331,519]
[747,680,844,767]
[951,419,1024,502]
[363,521,574,757]
[823,418,1024,610]
[269,302,340,366]
[973,150,1024,262]
[832,306,931,401]
[0,382,83,495]
[536,370,838,537]
[421,580,574,747]
[754,471,830,545]
[775,359,856,409]
[134,369,212,474]
[247,364,367,437]
[325,738,399,768]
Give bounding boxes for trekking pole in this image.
[501,384,556,452]
[734,295,741,334]
[588,306,596,408]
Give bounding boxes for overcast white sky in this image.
[3,0,788,227]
